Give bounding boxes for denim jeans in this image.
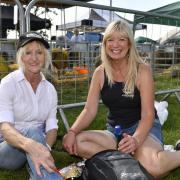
[106,118,164,146]
[0,127,63,180]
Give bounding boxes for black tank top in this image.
[100,74,141,128]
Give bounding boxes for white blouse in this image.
[0,69,58,141]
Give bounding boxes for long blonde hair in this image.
[101,20,144,96]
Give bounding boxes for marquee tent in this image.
[164,34,180,45]
[0,6,51,38]
[0,0,92,8]
[0,6,51,30]
[135,36,157,44]
[56,8,147,32]
[134,1,180,27]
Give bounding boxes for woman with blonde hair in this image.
[63,20,180,179]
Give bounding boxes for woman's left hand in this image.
[117,133,139,154]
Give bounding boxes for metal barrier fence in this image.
[0,39,180,104]
[148,44,180,101]
[1,0,180,106]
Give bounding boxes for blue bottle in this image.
[114,125,122,142]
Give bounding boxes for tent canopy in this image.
[135,36,157,44]
[164,34,180,44]
[134,1,180,27]
[56,8,147,32]
[0,6,51,38]
[0,0,92,8]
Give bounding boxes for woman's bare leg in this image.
[134,136,180,179]
[76,130,117,159]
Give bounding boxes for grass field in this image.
[0,75,180,179]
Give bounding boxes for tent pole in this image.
[110,0,112,22]
[0,5,2,38]
[63,9,67,48]
[25,0,39,32]
[14,0,25,34]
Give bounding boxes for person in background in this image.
[0,32,63,180]
[69,28,85,68]
[63,20,180,179]
[70,28,84,43]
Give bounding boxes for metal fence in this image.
[137,43,180,100]
[1,0,180,106]
[1,39,180,103]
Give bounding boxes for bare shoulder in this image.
[94,65,104,73]
[93,65,104,78]
[138,63,152,76]
[137,63,153,88]
[92,65,104,88]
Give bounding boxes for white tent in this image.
[56,8,146,32]
[159,28,180,45]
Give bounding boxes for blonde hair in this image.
[101,20,144,96]
[16,41,52,75]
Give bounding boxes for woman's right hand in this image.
[62,131,78,156]
[25,139,56,177]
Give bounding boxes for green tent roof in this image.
[134,2,180,27]
[135,36,157,44]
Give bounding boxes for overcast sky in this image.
[91,0,179,11]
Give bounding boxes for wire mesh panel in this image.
[1,1,180,105]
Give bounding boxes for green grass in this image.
[0,105,107,180]
[1,100,180,179]
[0,75,180,179]
[154,74,180,91]
[159,96,180,180]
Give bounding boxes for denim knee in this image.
[25,127,46,146]
[0,141,26,170]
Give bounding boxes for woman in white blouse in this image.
[0,32,62,180]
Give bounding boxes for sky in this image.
[92,0,178,11]
[7,0,180,40]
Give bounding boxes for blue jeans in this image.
[106,118,164,146]
[0,127,63,180]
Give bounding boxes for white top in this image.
[70,35,86,52]
[0,69,58,141]
[71,35,84,42]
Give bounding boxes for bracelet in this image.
[68,129,77,135]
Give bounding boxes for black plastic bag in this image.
[76,149,155,180]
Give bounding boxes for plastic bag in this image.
[59,161,85,179]
[79,149,154,180]
[154,101,168,125]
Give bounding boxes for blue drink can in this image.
[114,125,122,142]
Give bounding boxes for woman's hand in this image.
[0,123,56,176]
[118,133,139,155]
[62,131,78,156]
[25,139,56,177]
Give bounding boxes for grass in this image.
[0,76,180,179]
[0,99,180,179]
[153,96,180,180]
